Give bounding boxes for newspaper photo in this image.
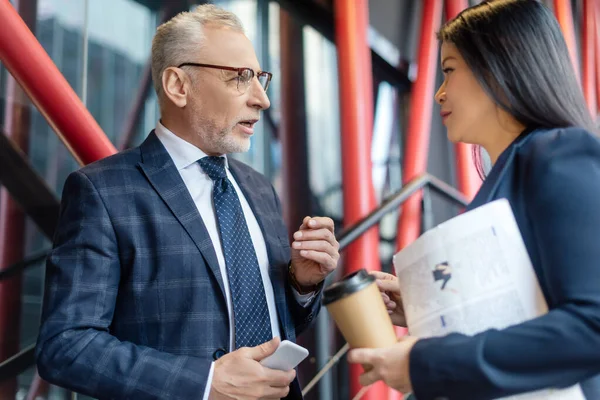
[393,199,584,400]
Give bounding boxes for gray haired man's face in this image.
[184,26,271,156]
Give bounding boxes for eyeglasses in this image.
[177,62,272,93]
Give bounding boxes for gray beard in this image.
[214,127,251,154]
[193,116,251,154]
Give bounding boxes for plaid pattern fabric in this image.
[35,131,321,399]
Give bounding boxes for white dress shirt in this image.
[154,122,313,398]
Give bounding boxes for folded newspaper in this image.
[393,199,584,400]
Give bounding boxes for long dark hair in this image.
[437,0,596,176]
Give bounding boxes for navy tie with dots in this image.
[199,156,272,349]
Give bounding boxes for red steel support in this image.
[554,0,581,83]
[596,1,600,115]
[333,0,385,399]
[0,64,27,400]
[582,0,597,116]
[0,0,36,397]
[396,0,443,250]
[0,0,116,166]
[444,0,481,202]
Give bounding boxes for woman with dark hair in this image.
[347,1,600,399]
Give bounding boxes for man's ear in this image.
[162,67,189,108]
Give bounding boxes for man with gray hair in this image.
[36,5,339,399]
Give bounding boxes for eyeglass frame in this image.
[177,62,273,92]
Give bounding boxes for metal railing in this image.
[336,173,468,249]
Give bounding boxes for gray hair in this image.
[151,4,245,103]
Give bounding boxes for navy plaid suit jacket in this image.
[36,132,321,399]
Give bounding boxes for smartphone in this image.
[260,340,309,371]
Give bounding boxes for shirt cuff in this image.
[292,287,317,307]
[202,361,215,400]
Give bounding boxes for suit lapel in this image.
[468,128,537,210]
[228,160,284,272]
[468,155,510,210]
[137,132,226,299]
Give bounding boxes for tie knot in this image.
[199,156,227,181]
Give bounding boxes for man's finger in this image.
[297,250,336,270]
[298,216,311,229]
[292,240,337,258]
[307,216,334,232]
[248,336,280,361]
[295,216,311,233]
[258,383,291,399]
[262,368,296,387]
[297,216,334,232]
[293,228,336,245]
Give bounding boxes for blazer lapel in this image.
[137,132,226,299]
[228,161,285,269]
[468,129,536,210]
[468,153,512,210]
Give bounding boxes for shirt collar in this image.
[154,120,229,171]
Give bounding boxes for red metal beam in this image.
[444,0,481,202]
[333,0,385,399]
[0,0,116,165]
[554,0,581,83]
[596,1,600,115]
[396,0,443,250]
[582,0,597,117]
[0,93,27,398]
[0,0,36,396]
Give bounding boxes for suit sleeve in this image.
[408,129,600,400]
[36,170,212,400]
[270,185,323,336]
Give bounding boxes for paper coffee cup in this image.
[323,269,397,349]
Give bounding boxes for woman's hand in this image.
[347,336,419,393]
[370,271,407,327]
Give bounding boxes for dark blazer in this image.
[409,126,600,400]
[35,132,320,399]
